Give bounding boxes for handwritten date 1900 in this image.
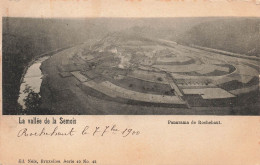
[82,125,140,137]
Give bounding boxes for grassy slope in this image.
[176,18,260,57]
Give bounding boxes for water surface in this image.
[18,56,50,109]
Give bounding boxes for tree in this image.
[23,86,42,114]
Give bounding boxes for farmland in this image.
[38,33,259,115]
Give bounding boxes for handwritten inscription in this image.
[17,125,140,138]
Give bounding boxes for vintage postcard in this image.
[0,0,260,164]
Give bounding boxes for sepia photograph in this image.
[2,17,260,115]
[1,1,260,165]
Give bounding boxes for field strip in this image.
[128,70,169,84]
[229,85,259,95]
[71,71,89,82]
[183,88,236,99]
[82,81,186,104]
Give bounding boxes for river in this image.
[18,56,50,109]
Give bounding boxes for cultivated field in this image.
[38,33,259,114]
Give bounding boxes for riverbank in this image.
[19,46,73,85]
[17,46,75,114]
